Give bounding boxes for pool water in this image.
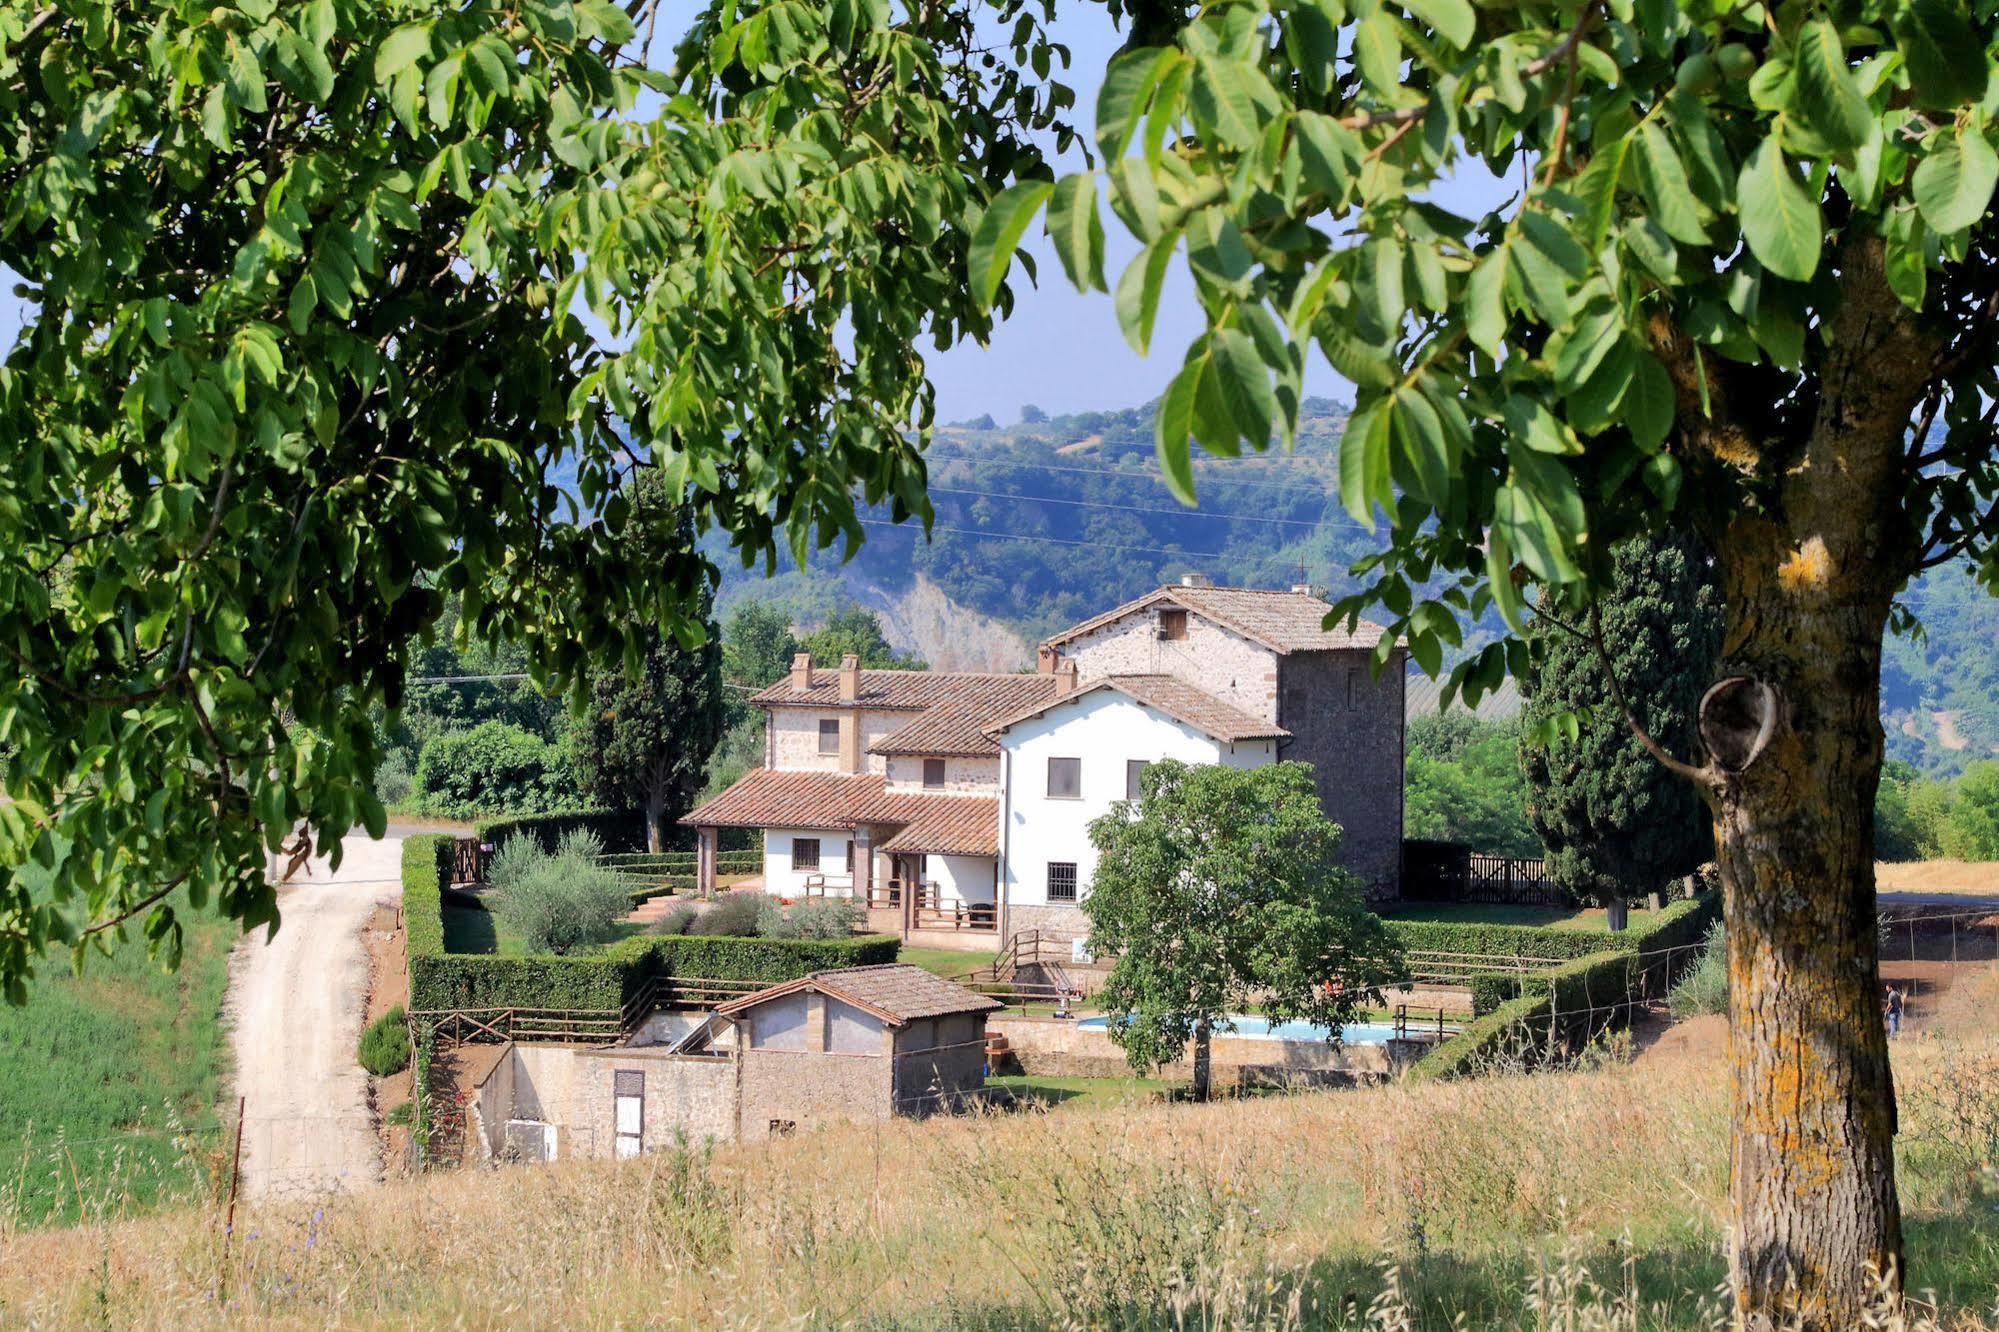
[1076,1015,1409,1045]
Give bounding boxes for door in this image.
[614,1069,643,1159]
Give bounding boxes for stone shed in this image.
[466,964,1001,1160]
[715,963,1004,1141]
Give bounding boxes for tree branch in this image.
[1586,603,1714,787]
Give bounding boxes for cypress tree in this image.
[1521,535,1722,928]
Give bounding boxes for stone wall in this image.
[1005,902,1091,948]
[883,755,1000,792]
[477,1044,738,1159]
[738,1048,891,1141]
[1276,648,1406,898]
[890,1013,989,1113]
[1059,612,1279,721]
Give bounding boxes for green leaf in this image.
[1097,48,1174,159]
[968,180,1054,310]
[1115,233,1177,355]
[1352,13,1403,95]
[1403,0,1475,49]
[374,22,433,82]
[1465,246,1508,359]
[1884,205,1928,311]
[1210,327,1276,447]
[1624,352,1675,452]
[1189,53,1277,149]
[1338,397,1392,525]
[1737,138,1821,281]
[1388,384,1452,503]
[1155,358,1203,504]
[1045,175,1106,293]
[1912,124,1999,235]
[1792,19,1872,155]
[1631,122,1706,245]
[1893,0,1989,111]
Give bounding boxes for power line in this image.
[858,519,1220,561]
[925,485,1334,530]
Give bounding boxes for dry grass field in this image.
[5,969,1999,1329]
[1878,861,1999,895]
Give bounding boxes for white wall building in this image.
[683,577,1404,950]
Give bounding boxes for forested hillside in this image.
[711,397,1999,775]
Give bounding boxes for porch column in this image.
[853,827,873,909]
[696,825,717,901]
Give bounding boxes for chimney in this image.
[790,653,815,691]
[1037,644,1059,675]
[1180,572,1212,589]
[1054,660,1078,696]
[1291,582,1316,596]
[839,653,860,702]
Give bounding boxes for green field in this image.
[1381,902,1676,932]
[895,945,998,979]
[0,893,237,1227]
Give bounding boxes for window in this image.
[1346,668,1363,711]
[1158,608,1188,640]
[818,718,841,754]
[1046,756,1081,799]
[922,757,947,790]
[1125,759,1150,801]
[792,838,820,871]
[844,840,855,874]
[613,1069,643,1159]
[1047,862,1078,902]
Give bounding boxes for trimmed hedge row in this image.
[400,837,897,1015]
[1384,893,1719,965]
[478,809,649,854]
[1413,950,1641,1080]
[600,850,760,873]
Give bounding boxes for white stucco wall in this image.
[998,691,1276,909]
[762,828,857,897]
[932,853,998,904]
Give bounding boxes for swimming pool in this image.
[1075,1015,1409,1045]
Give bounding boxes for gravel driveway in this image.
[226,834,404,1200]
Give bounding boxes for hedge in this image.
[1384,893,1720,966]
[400,837,897,1015]
[599,850,761,875]
[1412,950,1640,1080]
[477,809,649,854]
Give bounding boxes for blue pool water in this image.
[1076,1015,1409,1045]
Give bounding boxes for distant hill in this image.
[708,398,1999,774]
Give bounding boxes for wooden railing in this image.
[1462,855,1567,907]
[1391,1004,1453,1041]
[451,837,488,886]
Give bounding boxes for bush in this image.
[688,890,765,937]
[413,721,573,818]
[1384,893,1720,967]
[374,750,414,807]
[1670,922,1729,1017]
[488,830,630,955]
[756,896,865,940]
[650,902,700,935]
[480,809,648,855]
[357,1006,410,1076]
[1413,950,1639,1081]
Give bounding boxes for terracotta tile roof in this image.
[1042,584,1392,655]
[681,769,998,855]
[752,669,1058,716]
[869,706,1011,757]
[984,675,1290,744]
[716,963,1002,1025]
[878,797,1000,856]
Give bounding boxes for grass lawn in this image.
[989,1072,1169,1110]
[1382,901,1677,932]
[0,890,236,1227]
[896,945,998,979]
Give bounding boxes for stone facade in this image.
[883,754,1000,793]
[1058,614,1278,722]
[889,1013,989,1114]
[471,1043,737,1161]
[1276,648,1407,898]
[1005,902,1091,946]
[737,1048,892,1141]
[766,707,908,777]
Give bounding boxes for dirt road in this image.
[227,834,403,1200]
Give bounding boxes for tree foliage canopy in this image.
[1083,761,1405,1095]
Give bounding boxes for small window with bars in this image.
[792,838,820,871]
[1048,862,1078,902]
[922,758,946,789]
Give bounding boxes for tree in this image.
[968,4,1999,1317]
[0,0,1060,990]
[801,606,925,669]
[1874,761,1924,863]
[721,602,801,695]
[1405,715,1542,859]
[1082,761,1404,1101]
[1521,535,1721,927]
[411,720,571,818]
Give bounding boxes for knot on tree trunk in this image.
[1699,675,1781,774]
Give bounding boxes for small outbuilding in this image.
[465,963,1002,1161]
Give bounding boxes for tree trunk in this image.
[643,785,665,855]
[1190,1019,1212,1102]
[1708,513,1904,1328]
[1604,896,1628,932]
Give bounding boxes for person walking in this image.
[1884,982,1904,1039]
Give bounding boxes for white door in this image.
[542,1123,559,1162]
[614,1069,643,1158]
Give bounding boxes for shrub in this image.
[649,902,700,936]
[1670,922,1729,1017]
[756,896,864,940]
[479,809,648,855]
[688,890,765,937]
[374,750,414,807]
[357,1006,410,1076]
[1412,950,1641,1081]
[488,831,630,955]
[412,721,572,818]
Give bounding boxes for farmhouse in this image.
[466,963,1002,1161]
[683,577,1406,945]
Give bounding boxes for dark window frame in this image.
[1047,862,1079,902]
[922,757,947,790]
[1159,608,1188,641]
[1125,759,1150,801]
[1047,756,1082,800]
[793,837,821,871]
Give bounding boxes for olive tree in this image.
[969,0,1999,1320]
